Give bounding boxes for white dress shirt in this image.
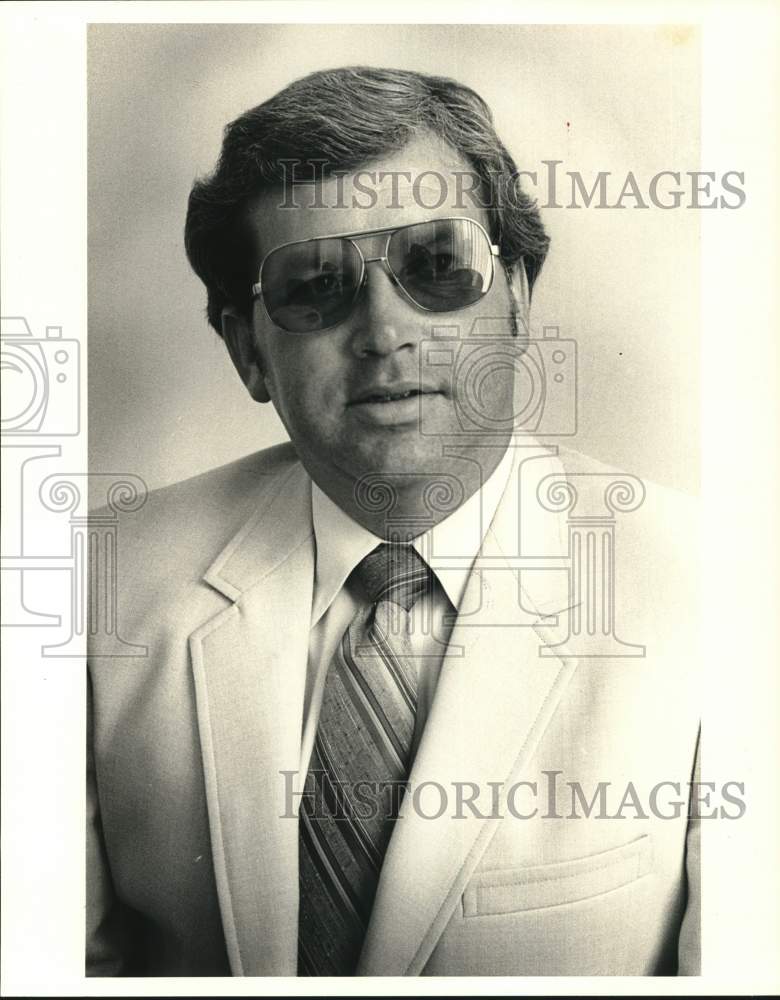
[299,445,515,774]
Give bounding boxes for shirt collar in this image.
[310,445,514,625]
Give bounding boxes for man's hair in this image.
[184,66,550,335]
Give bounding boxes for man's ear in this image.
[221,306,271,403]
[506,257,531,340]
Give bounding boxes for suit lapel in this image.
[357,446,579,976]
[190,461,314,976]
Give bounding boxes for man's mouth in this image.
[347,382,443,425]
[349,382,441,406]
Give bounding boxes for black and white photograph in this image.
[1,3,778,995]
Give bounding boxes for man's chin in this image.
[348,437,455,479]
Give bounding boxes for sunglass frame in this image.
[250,216,501,333]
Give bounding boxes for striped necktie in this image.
[297,542,433,976]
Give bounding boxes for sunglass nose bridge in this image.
[362,256,400,290]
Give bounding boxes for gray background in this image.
[88,23,700,494]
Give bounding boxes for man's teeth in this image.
[365,390,420,402]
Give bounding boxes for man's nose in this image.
[347,261,422,357]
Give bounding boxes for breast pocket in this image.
[463,834,653,917]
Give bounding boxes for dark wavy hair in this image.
[184,66,550,335]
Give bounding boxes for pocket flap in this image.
[464,834,653,916]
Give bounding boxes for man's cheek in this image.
[262,350,298,405]
[275,382,327,434]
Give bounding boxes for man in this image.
[87,66,700,976]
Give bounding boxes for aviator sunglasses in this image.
[250,216,500,334]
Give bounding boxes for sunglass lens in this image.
[387,218,494,311]
[261,238,362,332]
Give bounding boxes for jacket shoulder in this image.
[91,441,303,593]
[555,443,697,518]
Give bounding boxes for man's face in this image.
[234,133,528,503]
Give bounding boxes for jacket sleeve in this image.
[86,671,131,976]
[677,725,701,975]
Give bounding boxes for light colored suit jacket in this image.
[87,440,700,976]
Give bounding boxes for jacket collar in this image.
[203,458,313,601]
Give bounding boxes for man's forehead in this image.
[245,133,490,254]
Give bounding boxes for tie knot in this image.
[353,543,432,612]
